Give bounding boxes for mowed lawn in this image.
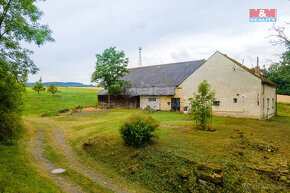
[1,87,289,192]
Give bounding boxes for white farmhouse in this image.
[98,51,276,119]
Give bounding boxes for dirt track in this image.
[29,118,128,193]
[33,131,84,193]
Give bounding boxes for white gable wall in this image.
[260,84,276,119]
[182,51,263,119]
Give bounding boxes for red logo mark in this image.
[249,9,276,18]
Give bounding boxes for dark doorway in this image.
[136,96,140,108]
[171,98,180,111]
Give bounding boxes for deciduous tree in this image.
[266,24,290,95]
[47,82,58,97]
[91,47,130,107]
[32,77,45,95]
[0,0,53,141]
[189,80,215,130]
[266,63,290,95]
[0,0,54,83]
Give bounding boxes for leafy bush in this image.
[120,114,159,147]
[189,80,215,130]
[142,105,155,114]
[0,111,22,142]
[0,67,23,141]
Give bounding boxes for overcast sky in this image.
[28,0,290,84]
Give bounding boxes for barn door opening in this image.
[136,96,140,108]
[171,98,180,111]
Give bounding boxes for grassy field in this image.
[0,87,289,192]
[73,108,290,192]
[23,87,100,116]
[0,87,102,192]
[0,141,63,192]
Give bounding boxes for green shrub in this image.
[142,105,155,114]
[120,114,159,147]
[0,67,23,142]
[189,80,215,130]
[0,111,22,142]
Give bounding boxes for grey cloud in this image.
[28,0,290,84]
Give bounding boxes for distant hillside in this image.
[26,82,94,87]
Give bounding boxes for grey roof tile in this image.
[98,59,205,96]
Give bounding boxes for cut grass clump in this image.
[239,138,279,153]
[59,108,70,113]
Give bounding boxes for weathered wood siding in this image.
[98,95,140,108]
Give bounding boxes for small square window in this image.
[148,98,156,101]
[213,101,220,106]
[233,98,238,103]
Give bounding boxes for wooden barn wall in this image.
[98,95,140,108]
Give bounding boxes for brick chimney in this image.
[255,57,260,75]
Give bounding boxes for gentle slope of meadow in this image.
[1,87,289,192]
[0,87,102,192]
[23,87,101,116]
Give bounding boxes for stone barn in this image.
[98,51,277,119]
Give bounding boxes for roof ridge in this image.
[128,59,205,70]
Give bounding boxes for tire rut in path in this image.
[54,130,129,193]
[33,131,84,193]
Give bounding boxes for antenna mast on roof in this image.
[138,46,142,67]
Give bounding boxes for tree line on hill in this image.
[27,82,93,87]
